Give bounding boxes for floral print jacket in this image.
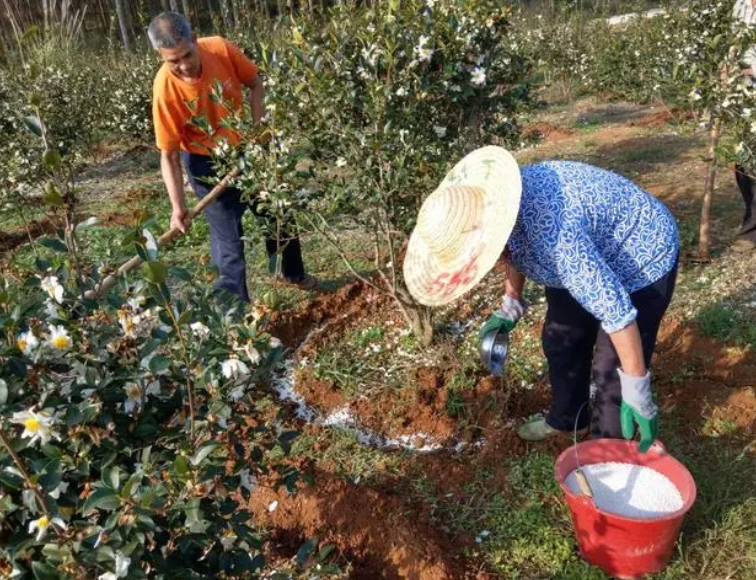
[507,161,679,333]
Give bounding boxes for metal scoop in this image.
[479,327,510,377]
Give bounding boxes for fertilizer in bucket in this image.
[565,462,683,519]
[555,439,697,579]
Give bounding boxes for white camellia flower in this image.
[115,552,131,577]
[688,89,702,102]
[126,295,146,311]
[43,299,58,319]
[395,87,408,97]
[220,528,237,549]
[228,385,246,401]
[12,409,59,446]
[751,121,756,134]
[433,126,447,138]
[335,157,347,167]
[47,325,72,350]
[470,66,487,86]
[40,275,64,304]
[49,481,69,500]
[17,330,39,355]
[28,514,66,541]
[269,337,282,349]
[221,357,250,379]
[243,342,262,365]
[190,321,210,339]
[98,574,118,580]
[118,310,136,338]
[145,382,161,397]
[414,35,433,63]
[238,468,257,492]
[123,383,142,413]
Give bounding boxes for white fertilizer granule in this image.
[565,462,683,519]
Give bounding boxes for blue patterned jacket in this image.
[507,161,679,333]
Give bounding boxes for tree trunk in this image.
[161,0,170,10]
[169,0,179,12]
[393,285,434,346]
[219,0,233,30]
[182,0,192,19]
[205,0,216,26]
[114,0,132,51]
[698,116,721,262]
[231,0,241,30]
[399,299,433,347]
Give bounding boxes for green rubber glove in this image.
[478,295,528,341]
[618,369,659,453]
[620,401,659,453]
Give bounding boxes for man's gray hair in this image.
[147,11,193,49]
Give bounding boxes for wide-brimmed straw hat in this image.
[403,146,522,306]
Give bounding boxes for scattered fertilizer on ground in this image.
[566,462,683,519]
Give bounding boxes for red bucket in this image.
[554,439,696,579]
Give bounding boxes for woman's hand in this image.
[618,369,659,453]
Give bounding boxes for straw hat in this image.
[403,146,522,306]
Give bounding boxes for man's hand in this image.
[618,368,659,453]
[171,207,191,234]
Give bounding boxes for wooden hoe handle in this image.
[84,168,241,299]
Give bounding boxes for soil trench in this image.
[251,472,466,580]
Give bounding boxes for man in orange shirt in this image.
[148,11,313,303]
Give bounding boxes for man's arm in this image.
[245,75,264,123]
[161,150,190,234]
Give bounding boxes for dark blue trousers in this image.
[734,165,756,243]
[182,152,305,303]
[542,260,678,438]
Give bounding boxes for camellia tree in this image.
[214,0,535,345]
[0,97,329,580]
[677,0,756,260]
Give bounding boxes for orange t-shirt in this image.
[152,36,259,155]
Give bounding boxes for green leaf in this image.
[174,454,190,476]
[82,487,120,513]
[142,261,168,285]
[103,466,121,491]
[39,238,69,253]
[32,561,59,580]
[148,356,171,374]
[23,115,44,137]
[295,537,318,566]
[75,217,99,230]
[7,357,27,378]
[0,378,7,408]
[250,553,266,572]
[39,459,62,492]
[190,442,220,466]
[170,267,192,281]
[121,473,143,499]
[142,229,159,260]
[43,183,64,206]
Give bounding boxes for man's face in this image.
[158,38,201,79]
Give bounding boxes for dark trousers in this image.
[735,165,756,243]
[542,261,678,438]
[182,152,305,303]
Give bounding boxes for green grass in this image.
[311,324,406,398]
[292,427,406,485]
[695,303,756,349]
